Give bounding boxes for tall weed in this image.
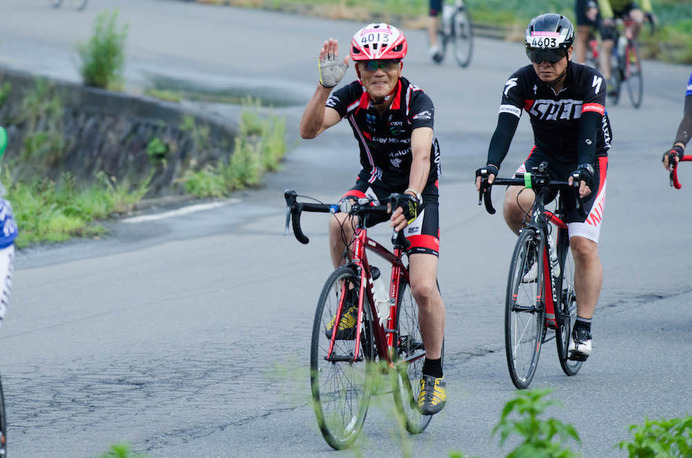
[78,10,129,89]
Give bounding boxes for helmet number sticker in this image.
[361,33,390,44]
[531,37,557,48]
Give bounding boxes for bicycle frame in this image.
[327,226,410,365]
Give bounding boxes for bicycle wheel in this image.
[0,376,6,456]
[75,0,88,11]
[391,276,432,434]
[555,243,584,376]
[451,7,473,67]
[610,54,622,106]
[310,266,374,450]
[505,228,545,389]
[50,0,63,7]
[625,41,643,108]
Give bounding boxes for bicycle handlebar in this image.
[284,189,394,245]
[669,155,692,190]
[478,167,585,220]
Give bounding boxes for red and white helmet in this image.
[350,23,408,61]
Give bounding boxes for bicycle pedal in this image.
[568,351,589,362]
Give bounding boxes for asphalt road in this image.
[1,1,691,456]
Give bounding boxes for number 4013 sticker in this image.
[361,33,390,44]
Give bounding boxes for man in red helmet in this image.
[300,23,446,415]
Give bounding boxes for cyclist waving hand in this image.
[475,14,613,360]
[300,24,447,415]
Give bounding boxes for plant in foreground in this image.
[618,415,692,457]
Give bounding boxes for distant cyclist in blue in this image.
[0,126,18,326]
[662,72,692,170]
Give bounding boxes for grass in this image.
[181,101,286,198]
[78,10,129,90]
[5,170,150,248]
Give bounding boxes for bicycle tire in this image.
[310,266,375,450]
[0,376,6,456]
[451,7,473,68]
[75,0,88,11]
[50,0,63,7]
[610,53,623,106]
[625,40,643,108]
[391,276,432,434]
[555,243,584,376]
[505,228,545,389]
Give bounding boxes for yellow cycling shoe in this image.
[417,375,446,415]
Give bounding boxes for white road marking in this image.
[121,200,238,223]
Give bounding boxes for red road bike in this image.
[284,190,433,449]
[478,163,585,389]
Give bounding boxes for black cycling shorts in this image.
[429,0,443,17]
[342,179,440,257]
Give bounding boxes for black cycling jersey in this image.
[326,77,441,189]
[488,62,612,169]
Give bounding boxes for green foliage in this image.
[0,82,11,108]
[4,169,150,248]
[98,442,149,458]
[146,136,169,162]
[143,88,183,103]
[78,10,129,89]
[17,79,65,164]
[181,107,286,198]
[618,415,692,457]
[180,114,211,151]
[492,388,581,458]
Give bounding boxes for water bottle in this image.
[548,235,560,278]
[373,276,390,323]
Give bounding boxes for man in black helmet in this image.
[475,13,613,361]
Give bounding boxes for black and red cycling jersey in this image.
[489,62,613,169]
[326,77,441,190]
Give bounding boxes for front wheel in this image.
[625,40,643,108]
[391,277,432,434]
[505,228,545,389]
[451,7,473,67]
[310,266,375,450]
[556,243,584,376]
[0,376,6,456]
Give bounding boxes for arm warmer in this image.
[577,110,602,166]
[674,95,692,148]
[487,113,521,167]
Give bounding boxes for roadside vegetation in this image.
[203,0,692,63]
[78,9,128,90]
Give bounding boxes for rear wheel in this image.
[451,7,473,67]
[609,53,623,106]
[505,228,545,389]
[556,242,584,376]
[392,277,432,434]
[310,266,374,450]
[625,40,643,108]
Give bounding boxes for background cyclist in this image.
[596,0,654,95]
[574,0,599,64]
[662,71,692,171]
[299,23,447,415]
[474,14,612,361]
[0,127,18,328]
[427,0,443,61]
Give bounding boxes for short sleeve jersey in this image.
[500,62,612,164]
[326,77,441,189]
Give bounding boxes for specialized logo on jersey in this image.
[525,98,583,121]
[504,78,518,96]
[592,75,603,94]
[326,95,340,108]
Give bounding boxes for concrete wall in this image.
[0,68,237,196]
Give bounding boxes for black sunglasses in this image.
[526,48,567,64]
[361,60,401,72]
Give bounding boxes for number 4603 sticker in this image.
[531,37,557,48]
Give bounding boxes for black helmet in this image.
[525,14,575,64]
